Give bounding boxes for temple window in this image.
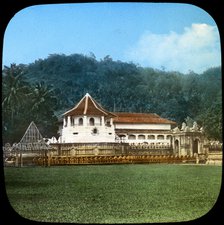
[71,117,75,126]
[148,135,155,140]
[128,134,136,140]
[138,135,145,140]
[89,118,95,126]
[157,135,164,140]
[119,135,126,141]
[79,118,83,126]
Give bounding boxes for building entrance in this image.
[193,139,199,154]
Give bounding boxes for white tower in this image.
[61,93,116,143]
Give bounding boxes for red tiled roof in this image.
[63,93,116,118]
[113,112,176,125]
[63,94,176,125]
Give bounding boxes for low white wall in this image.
[61,125,115,143]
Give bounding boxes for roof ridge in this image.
[63,94,86,116]
[83,94,88,114]
[90,95,109,116]
[63,93,116,117]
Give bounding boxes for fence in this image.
[34,155,196,166]
[50,142,173,157]
[209,144,222,152]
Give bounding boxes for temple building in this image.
[114,112,175,146]
[60,93,116,143]
[4,94,218,167]
[59,93,176,146]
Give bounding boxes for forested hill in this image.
[2,53,222,143]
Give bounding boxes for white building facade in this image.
[59,93,176,145]
[113,112,175,146]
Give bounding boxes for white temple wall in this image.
[59,119,173,144]
[61,119,115,143]
[64,115,112,127]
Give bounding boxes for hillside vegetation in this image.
[2,53,222,143]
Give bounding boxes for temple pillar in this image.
[110,118,113,126]
[83,116,87,126]
[67,116,71,127]
[101,116,105,126]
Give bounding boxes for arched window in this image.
[148,135,155,140]
[71,117,75,126]
[138,135,145,140]
[157,135,164,140]
[128,135,136,140]
[166,135,172,140]
[89,118,95,126]
[119,135,126,138]
[78,118,83,126]
[119,135,126,142]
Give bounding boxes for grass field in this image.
[4,164,222,223]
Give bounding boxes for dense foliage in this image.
[2,64,59,143]
[2,53,222,143]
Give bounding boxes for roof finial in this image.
[85,93,90,97]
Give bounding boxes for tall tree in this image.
[2,64,59,143]
[2,64,30,124]
[2,64,31,143]
[29,81,59,138]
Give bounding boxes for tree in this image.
[2,64,59,143]
[2,64,31,143]
[2,64,30,124]
[198,94,222,141]
[29,81,59,138]
[3,54,221,143]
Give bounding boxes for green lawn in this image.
[4,164,222,223]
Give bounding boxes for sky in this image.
[2,2,221,74]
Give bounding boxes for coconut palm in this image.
[29,81,58,138]
[2,64,31,143]
[30,81,56,114]
[2,64,30,126]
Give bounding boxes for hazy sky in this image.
[3,2,221,73]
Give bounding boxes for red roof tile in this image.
[63,93,116,118]
[63,94,176,125]
[113,112,176,125]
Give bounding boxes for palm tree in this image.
[2,64,30,127]
[2,64,32,143]
[29,81,58,137]
[30,81,57,115]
